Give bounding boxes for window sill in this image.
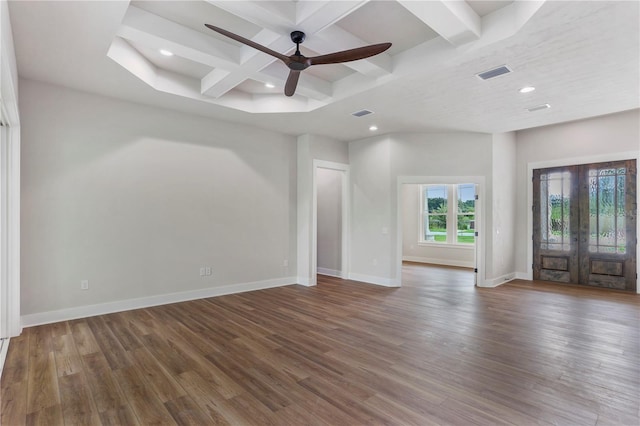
[417,242,475,250]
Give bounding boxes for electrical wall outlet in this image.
[80,280,89,290]
[199,267,206,276]
[205,267,212,276]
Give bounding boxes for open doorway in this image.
[312,160,349,284]
[396,176,485,287]
[316,168,343,277]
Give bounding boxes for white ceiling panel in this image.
[7,0,639,141]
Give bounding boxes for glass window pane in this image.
[426,186,447,214]
[457,214,475,244]
[457,184,475,213]
[426,215,447,242]
[588,167,627,253]
[540,171,571,251]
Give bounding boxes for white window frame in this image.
[419,184,475,248]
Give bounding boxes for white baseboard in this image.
[317,267,341,278]
[479,272,517,288]
[296,276,314,287]
[402,256,474,269]
[349,273,400,287]
[515,272,532,280]
[0,338,9,379]
[21,276,297,328]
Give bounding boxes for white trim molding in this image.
[349,273,400,287]
[0,0,21,339]
[0,337,9,378]
[21,276,297,328]
[481,272,517,288]
[402,256,474,269]
[317,267,342,278]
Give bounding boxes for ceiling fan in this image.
[204,24,392,97]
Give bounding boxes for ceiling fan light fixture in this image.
[159,49,174,57]
[519,86,536,93]
[204,24,391,97]
[265,82,275,89]
[369,125,378,131]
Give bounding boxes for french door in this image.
[533,159,637,291]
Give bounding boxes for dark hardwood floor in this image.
[2,262,639,425]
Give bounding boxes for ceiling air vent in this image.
[351,109,374,117]
[476,65,512,80]
[527,103,551,112]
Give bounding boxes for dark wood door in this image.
[533,160,637,291]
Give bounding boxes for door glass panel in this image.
[539,172,571,251]
[589,168,626,253]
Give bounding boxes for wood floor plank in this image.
[53,334,83,378]
[98,404,139,426]
[128,347,187,403]
[80,352,127,414]
[0,332,29,387]
[85,316,132,371]
[69,319,101,356]
[165,395,218,426]
[26,351,59,415]
[112,366,177,425]
[58,372,101,425]
[1,379,29,425]
[3,263,639,425]
[24,403,63,426]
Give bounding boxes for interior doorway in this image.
[396,176,485,287]
[311,160,349,285]
[533,159,637,291]
[316,168,343,278]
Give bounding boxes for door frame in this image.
[311,160,350,285]
[526,151,640,293]
[396,176,485,287]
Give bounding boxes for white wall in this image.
[316,168,342,276]
[514,109,640,276]
[349,132,494,286]
[20,79,298,322]
[349,136,394,285]
[488,132,517,283]
[401,184,474,268]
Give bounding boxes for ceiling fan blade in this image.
[284,70,300,97]
[205,24,290,63]
[308,42,391,66]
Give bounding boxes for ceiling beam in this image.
[398,0,481,46]
[117,6,238,69]
[305,25,392,77]
[199,0,381,98]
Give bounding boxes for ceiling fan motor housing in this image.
[290,31,306,44]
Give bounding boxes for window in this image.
[421,184,475,245]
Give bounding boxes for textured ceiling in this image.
[8,1,640,141]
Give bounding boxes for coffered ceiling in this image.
[8,1,640,140]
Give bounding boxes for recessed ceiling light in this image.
[265,82,275,89]
[519,86,536,93]
[369,125,378,131]
[159,49,174,57]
